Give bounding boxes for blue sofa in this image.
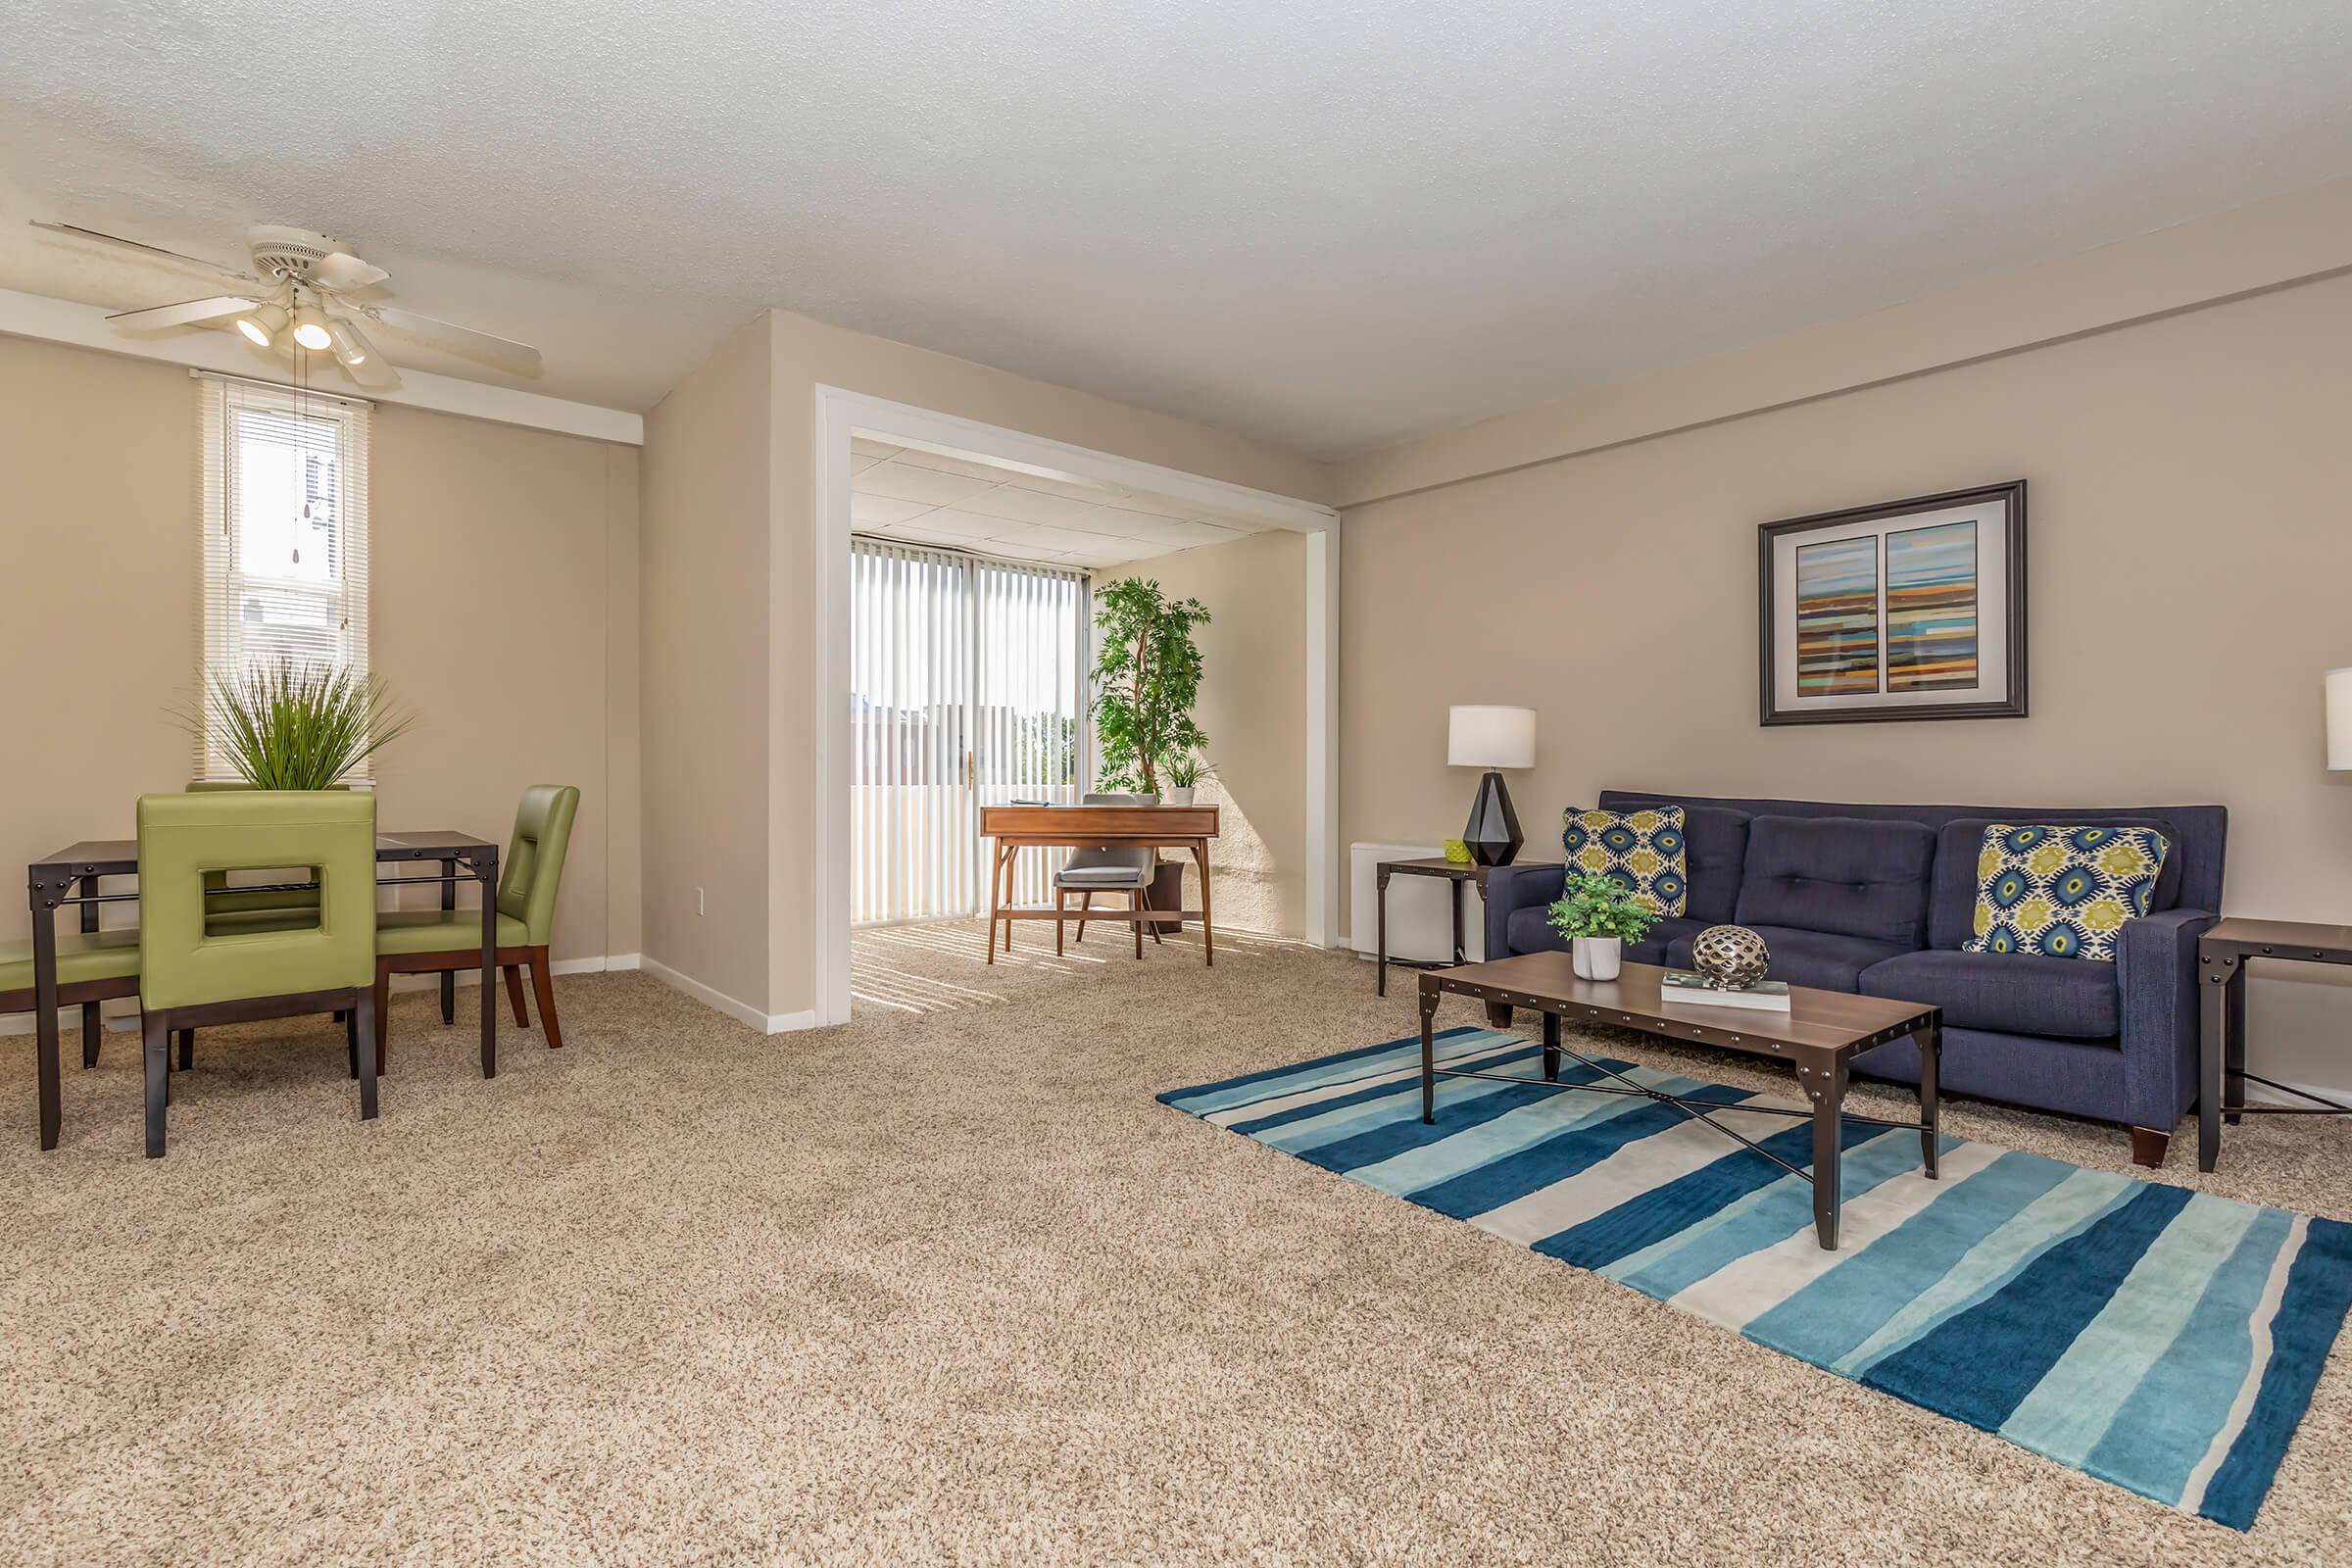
[1483,790,2227,1167]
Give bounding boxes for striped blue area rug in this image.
[1158,1026,2352,1530]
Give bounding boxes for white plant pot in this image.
[1165,787,1195,806]
[1571,935,1623,982]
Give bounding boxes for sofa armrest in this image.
[1485,863,1566,959]
[2116,906,2221,1133]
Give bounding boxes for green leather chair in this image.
[173,781,348,1070]
[2,928,142,1140]
[375,785,579,1058]
[136,790,381,1158]
[188,780,334,930]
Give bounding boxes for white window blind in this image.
[195,373,373,781]
[851,536,1089,925]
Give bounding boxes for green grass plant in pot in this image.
[190,657,415,788]
[1547,871,1659,981]
[1162,754,1216,807]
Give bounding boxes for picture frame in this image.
[1757,480,2027,726]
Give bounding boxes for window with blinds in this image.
[195,373,373,780]
[851,536,1090,925]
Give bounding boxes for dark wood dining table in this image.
[23,829,500,1151]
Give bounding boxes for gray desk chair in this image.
[1054,792,1163,959]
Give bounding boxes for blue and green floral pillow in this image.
[1964,824,2169,962]
[1563,805,1688,916]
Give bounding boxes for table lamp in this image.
[2329,667,2352,770]
[1448,705,1536,866]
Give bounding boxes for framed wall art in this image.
[1758,480,2027,726]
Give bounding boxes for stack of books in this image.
[1661,969,1790,1011]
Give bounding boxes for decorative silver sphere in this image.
[1691,924,1771,989]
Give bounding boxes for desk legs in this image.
[985,842,1006,963]
[78,874,104,1070]
[1190,839,1214,967]
[1375,865,1392,997]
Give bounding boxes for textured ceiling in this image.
[5,2,2351,455]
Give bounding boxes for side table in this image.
[1375,858,1521,997]
[2196,917,2352,1172]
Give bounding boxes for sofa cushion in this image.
[1663,924,1909,993]
[1927,814,2185,950]
[1563,805,1689,916]
[1732,815,1936,947]
[1680,806,1750,925]
[1859,949,2120,1041]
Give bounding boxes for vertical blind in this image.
[851,536,1089,925]
[195,372,373,780]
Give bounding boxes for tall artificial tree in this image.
[1091,577,1209,796]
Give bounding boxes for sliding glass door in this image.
[851,539,1088,925]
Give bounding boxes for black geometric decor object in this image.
[1462,770,1523,866]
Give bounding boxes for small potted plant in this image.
[1162,754,1216,807]
[1546,872,1658,981]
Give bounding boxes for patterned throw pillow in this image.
[1562,806,1689,916]
[1964,824,2170,962]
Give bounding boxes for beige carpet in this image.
[2,922,2346,1566]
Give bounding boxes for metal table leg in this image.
[1800,1056,1849,1250]
[1918,1020,1941,1178]
[440,858,458,1025]
[29,873,61,1151]
[2199,963,2228,1172]
[477,847,499,1080]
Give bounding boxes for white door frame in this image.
[813,385,1340,1026]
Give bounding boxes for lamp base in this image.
[1463,770,1523,866]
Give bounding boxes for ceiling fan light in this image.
[291,303,332,351]
[326,318,368,366]
[238,303,289,347]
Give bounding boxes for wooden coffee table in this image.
[1417,955,1942,1250]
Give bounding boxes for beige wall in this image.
[1097,532,1308,937]
[0,332,642,987]
[1337,269,2352,1092]
[638,312,775,1011]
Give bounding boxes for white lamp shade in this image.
[1448,705,1536,769]
[2328,668,2352,771]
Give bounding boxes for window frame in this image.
[195,371,375,782]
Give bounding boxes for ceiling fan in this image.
[30,220,542,390]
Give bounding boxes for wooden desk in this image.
[979,804,1220,966]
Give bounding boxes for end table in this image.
[1375,858,1559,997]
[2196,917,2352,1172]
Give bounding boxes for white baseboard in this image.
[636,955,818,1035]
[2241,1075,2352,1110]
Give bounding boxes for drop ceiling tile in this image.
[981,522,1122,553]
[951,485,1106,527]
[905,509,1007,539]
[851,493,937,526]
[1145,520,1250,548]
[1100,496,1192,523]
[1006,474,1124,503]
[855,464,997,507]
[887,448,1017,481]
[850,437,902,462]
